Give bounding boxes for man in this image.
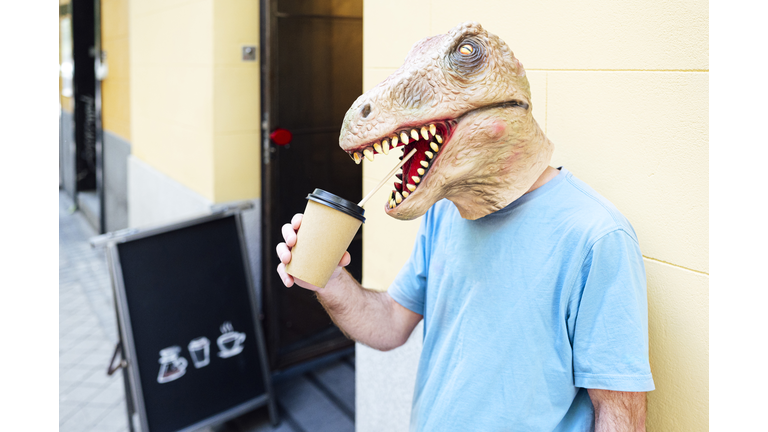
[277,22,653,431]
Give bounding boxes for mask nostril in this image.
[361,104,371,118]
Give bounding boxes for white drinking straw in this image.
[358,148,418,207]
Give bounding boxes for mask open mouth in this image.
[345,120,457,209]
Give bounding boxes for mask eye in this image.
[459,44,474,55]
[449,38,485,77]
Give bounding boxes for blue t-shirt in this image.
[388,168,654,432]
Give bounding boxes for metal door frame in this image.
[259,0,280,368]
[94,0,106,233]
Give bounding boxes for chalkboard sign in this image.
[105,210,277,432]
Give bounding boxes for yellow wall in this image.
[101,0,131,140]
[212,0,262,203]
[360,1,708,430]
[59,0,73,113]
[130,0,260,202]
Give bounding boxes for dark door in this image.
[61,0,105,233]
[260,0,363,370]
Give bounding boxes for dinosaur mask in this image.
[339,22,554,221]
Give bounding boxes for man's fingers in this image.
[282,223,297,247]
[277,263,294,287]
[276,215,303,288]
[291,213,303,230]
[338,251,351,268]
[276,242,292,264]
[275,215,306,289]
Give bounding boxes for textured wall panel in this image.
[363,0,432,69]
[547,71,708,273]
[645,259,709,432]
[430,0,708,71]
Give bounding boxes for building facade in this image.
[60,1,709,430]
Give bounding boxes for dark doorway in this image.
[60,0,105,233]
[260,0,363,371]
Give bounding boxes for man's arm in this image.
[276,214,422,351]
[588,389,647,432]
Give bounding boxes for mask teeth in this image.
[352,122,441,164]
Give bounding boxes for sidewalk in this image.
[59,192,129,431]
[58,191,355,432]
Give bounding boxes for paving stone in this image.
[63,335,106,353]
[60,312,96,328]
[59,306,91,319]
[91,379,126,407]
[60,322,99,340]
[60,191,126,430]
[60,364,101,387]
[60,404,113,430]
[71,337,114,359]
[59,294,84,308]
[59,328,94,343]
[60,347,89,367]
[60,380,83,395]
[90,402,130,431]
[79,367,115,388]
[60,369,103,393]
[60,382,106,404]
[59,400,83,423]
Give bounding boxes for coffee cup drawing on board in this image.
[217,321,246,358]
[188,336,211,369]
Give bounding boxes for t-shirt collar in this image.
[485,167,568,217]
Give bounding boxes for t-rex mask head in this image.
[339,22,554,220]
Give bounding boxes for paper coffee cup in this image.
[285,189,365,288]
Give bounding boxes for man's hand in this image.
[275,213,351,292]
[588,389,647,432]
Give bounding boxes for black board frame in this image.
[99,207,278,432]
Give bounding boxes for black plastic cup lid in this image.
[306,189,365,223]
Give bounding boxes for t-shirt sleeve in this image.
[571,229,655,392]
[387,215,432,316]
